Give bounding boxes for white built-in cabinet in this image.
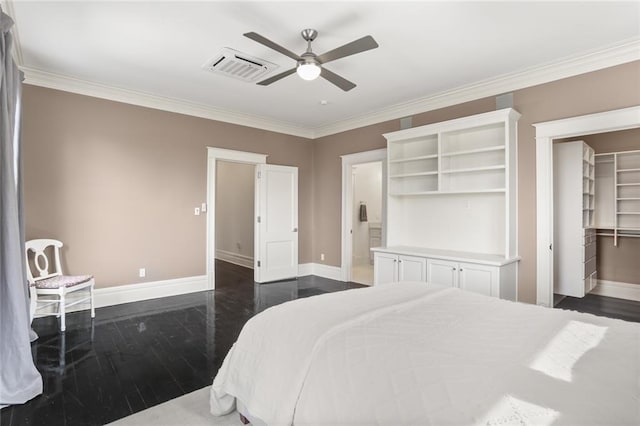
[553,141,597,298]
[374,252,426,285]
[372,109,520,300]
[595,149,640,245]
[373,247,517,300]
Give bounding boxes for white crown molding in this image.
[21,66,315,139]
[311,38,640,139]
[18,38,640,140]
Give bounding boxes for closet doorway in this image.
[552,130,640,305]
[534,106,640,307]
[341,149,387,285]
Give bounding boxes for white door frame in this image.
[206,147,267,290]
[340,148,387,282]
[534,105,640,307]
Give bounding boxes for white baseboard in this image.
[298,263,343,280]
[310,263,343,281]
[216,249,254,269]
[34,275,208,317]
[592,279,640,302]
[298,263,313,276]
[34,262,347,318]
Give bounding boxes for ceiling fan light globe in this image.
[297,63,321,81]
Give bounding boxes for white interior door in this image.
[255,164,298,283]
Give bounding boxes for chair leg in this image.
[59,331,66,370]
[60,293,66,332]
[90,285,95,318]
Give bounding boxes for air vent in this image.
[202,48,279,82]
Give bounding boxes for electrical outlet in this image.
[201,202,207,213]
[320,253,325,261]
[139,268,146,278]
[194,207,200,216]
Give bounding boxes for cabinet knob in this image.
[399,260,402,263]
[452,267,456,271]
[394,259,397,263]
[460,268,463,272]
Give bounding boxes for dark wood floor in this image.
[0,261,363,426]
[2,262,638,425]
[555,292,640,323]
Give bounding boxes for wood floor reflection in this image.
[0,261,364,426]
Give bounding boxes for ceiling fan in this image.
[244,29,378,91]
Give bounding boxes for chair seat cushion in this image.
[32,275,93,289]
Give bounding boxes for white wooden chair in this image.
[25,239,95,332]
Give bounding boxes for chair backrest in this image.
[25,239,64,283]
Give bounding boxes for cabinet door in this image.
[458,262,498,297]
[398,255,427,282]
[426,259,458,287]
[374,252,398,285]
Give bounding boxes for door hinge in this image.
[549,244,553,251]
[257,216,261,223]
[257,260,261,267]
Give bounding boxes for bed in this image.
[210,282,640,425]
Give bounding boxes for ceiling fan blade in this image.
[257,68,297,86]
[320,68,356,92]
[316,35,378,64]
[244,32,301,61]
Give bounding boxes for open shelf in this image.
[441,165,505,174]
[390,171,438,178]
[389,154,438,163]
[440,145,504,157]
[383,108,519,258]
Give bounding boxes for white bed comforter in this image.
[210,283,640,425]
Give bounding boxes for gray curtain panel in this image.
[0,9,43,407]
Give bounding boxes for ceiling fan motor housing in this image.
[301,29,318,42]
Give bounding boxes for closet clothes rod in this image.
[595,228,640,246]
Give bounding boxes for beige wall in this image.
[215,161,255,262]
[312,61,640,303]
[23,86,313,288]
[581,128,640,154]
[23,61,640,299]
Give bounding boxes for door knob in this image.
[293,227,298,232]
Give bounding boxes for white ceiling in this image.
[6,1,640,137]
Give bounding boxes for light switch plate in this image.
[194,207,200,216]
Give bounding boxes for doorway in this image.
[215,160,255,270]
[206,148,299,289]
[341,149,387,284]
[534,106,640,307]
[351,162,383,285]
[206,148,266,290]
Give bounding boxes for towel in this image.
[359,203,367,222]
